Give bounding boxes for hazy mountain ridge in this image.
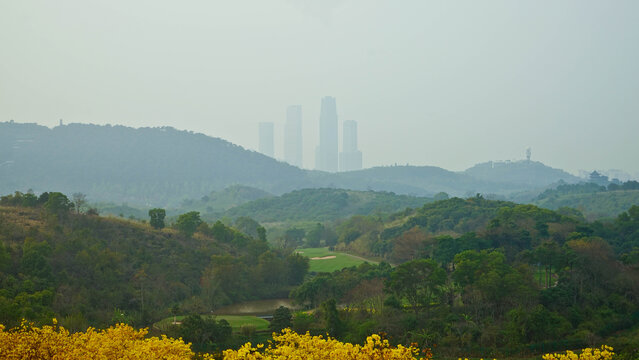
[464,160,581,186]
[0,122,306,205]
[1,121,588,206]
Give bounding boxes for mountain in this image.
[0,122,307,206]
[1,121,589,206]
[0,197,307,328]
[464,160,581,187]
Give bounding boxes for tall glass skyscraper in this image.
[315,96,338,172]
[339,120,362,171]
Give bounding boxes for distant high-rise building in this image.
[339,120,362,172]
[258,122,274,158]
[315,96,338,172]
[284,105,303,167]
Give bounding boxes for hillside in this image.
[1,121,593,207]
[291,198,639,356]
[222,188,433,223]
[532,181,639,220]
[332,196,518,262]
[0,192,309,330]
[0,122,306,206]
[464,160,581,187]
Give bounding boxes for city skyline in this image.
[259,98,364,173]
[2,1,637,175]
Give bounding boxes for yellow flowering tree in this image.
[543,345,615,360]
[0,320,194,360]
[0,321,427,360]
[223,328,428,360]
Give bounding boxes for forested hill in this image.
[1,121,589,206]
[0,122,307,206]
[222,188,434,223]
[0,192,309,329]
[309,165,517,197]
[464,160,580,186]
[532,181,639,220]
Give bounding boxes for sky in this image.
[1,1,638,176]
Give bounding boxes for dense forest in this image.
[1,189,638,358]
[0,191,308,331]
[287,197,639,358]
[221,188,434,223]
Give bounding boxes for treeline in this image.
[285,198,639,358]
[533,181,639,220]
[0,191,308,330]
[222,188,433,223]
[536,180,639,200]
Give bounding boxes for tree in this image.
[234,216,261,238]
[175,211,202,236]
[286,253,310,285]
[148,208,166,229]
[256,226,267,242]
[72,193,87,214]
[43,192,74,218]
[453,249,537,318]
[321,298,343,337]
[385,259,446,314]
[178,314,232,348]
[171,305,180,324]
[284,228,305,248]
[306,223,324,248]
[270,306,292,333]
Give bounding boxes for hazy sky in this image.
[2,1,638,175]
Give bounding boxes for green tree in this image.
[269,306,292,333]
[286,253,310,285]
[178,314,232,348]
[234,216,261,238]
[175,211,202,236]
[148,208,166,229]
[21,238,53,282]
[306,223,324,248]
[385,259,446,314]
[321,298,343,337]
[284,228,305,248]
[43,192,73,218]
[256,226,267,242]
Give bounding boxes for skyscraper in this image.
[315,96,338,172]
[284,105,303,168]
[339,120,363,172]
[258,122,274,158]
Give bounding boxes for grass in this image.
[154,315,269,333]
[297,247,378,273]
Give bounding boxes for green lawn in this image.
[297,247,377,273]
[154,315,269,333]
